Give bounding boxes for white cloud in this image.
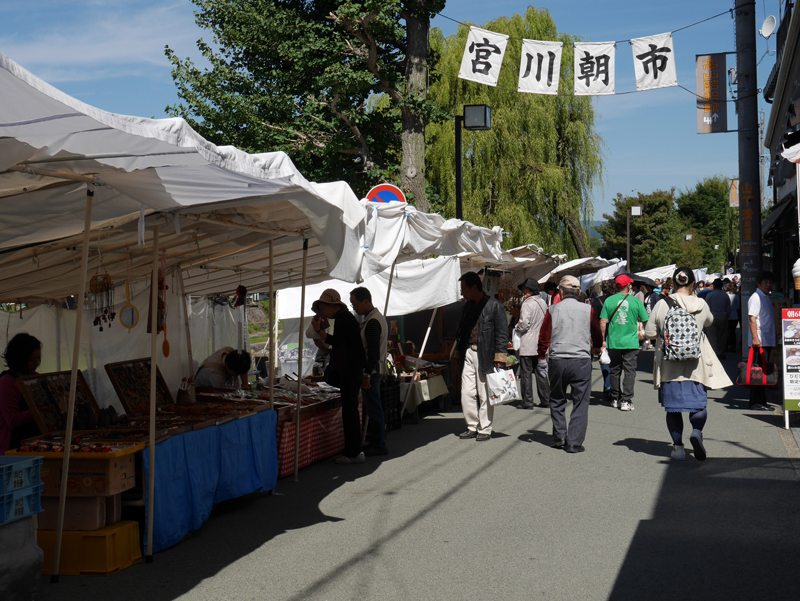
[0,1,203,82]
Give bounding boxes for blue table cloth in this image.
[142,410,277,552]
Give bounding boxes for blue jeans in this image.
[362,373,386,447]
[600,363,611,393]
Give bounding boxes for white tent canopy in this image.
[635,264,676,283]
[330,201,508,282]
[278,256,461,320]
[538,256,617,284]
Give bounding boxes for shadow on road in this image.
[35,411,466,601]
[613,437,673,457]
[607,456,800,600]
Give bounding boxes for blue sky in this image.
[0,0,780,221]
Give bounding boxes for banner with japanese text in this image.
[458,27,509,87]
[631,33,677,91]
[573,42,616,96]
[781,308,800,411]
[696,53,727,133]
[518,40,563,95]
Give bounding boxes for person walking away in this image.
[591,280,617,401]
[514,278,548,409]
[600,274,649,411]
[726,283,741,352]
[350,286,388,456]
[645,267,732,460]
[311,289,368,463]
[538,276,603,453]
[704,278,731,359]
[747,271,777,411]
[455,272,508,441]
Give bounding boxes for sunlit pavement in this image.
[37,352,800,601]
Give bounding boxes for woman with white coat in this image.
[644,267,733,461]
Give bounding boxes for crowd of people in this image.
[456,267,775,461]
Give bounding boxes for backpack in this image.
[661,296,702,361]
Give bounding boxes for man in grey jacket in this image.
[456,272,509,441]
[514,278,548,409]
[538,276,603,453]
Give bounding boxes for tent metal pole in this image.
[268,240,275,411]
[176,263,194,396]
[399,307,437,418]
[294,238,308,482]
[146,226,160,563]
[50,187,94,583]
[383,260,397,316]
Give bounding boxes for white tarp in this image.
[580,261,627,292]
[278,256,461,320]
[539,256,616,283]
[330,201,507,282]
[460,245,565,287]
[635,264,676,283]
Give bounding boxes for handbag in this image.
[736,347,778,386]
[487,367,521,405]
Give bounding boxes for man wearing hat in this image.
[514,278,549,409]
[600,274,649,411]
[537,276,603,453]
[311,288,368,464]
[455,271,509,441]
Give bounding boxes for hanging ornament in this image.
[89,273,114,332]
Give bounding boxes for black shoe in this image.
[459,430,477,439]
[476,433,491,442]
[537,402,550,408]
[363,444,388,456]
[750,404,771,411]
[565,444,585,453]
[519,404,534,410]
[550,438,565,449]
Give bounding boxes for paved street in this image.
[38,354,800,601]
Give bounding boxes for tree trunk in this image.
[565,212,592,258]
[401,5,429,212]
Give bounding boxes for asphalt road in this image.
[36,353,800,601]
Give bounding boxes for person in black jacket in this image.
[456,272,509,441]
[311,289,367,464]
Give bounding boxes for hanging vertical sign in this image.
[781,309,800,412]
[631,33,677,91]
[573,42,616,95]
[518,40,563,95]
[696,53,727,133]
[458,27,509,87]
[729,178,739,207]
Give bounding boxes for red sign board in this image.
[366,184,406,204]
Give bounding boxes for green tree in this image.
[425,7,603,254]
[165,0,446,209]
[596,190,685,271]
[676,175,738,273]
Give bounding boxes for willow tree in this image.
[426,8,603,254]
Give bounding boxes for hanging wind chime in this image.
[89,260,115,332]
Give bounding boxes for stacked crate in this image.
[0,456,45,600]
[380,376,402,431]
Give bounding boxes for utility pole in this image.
[736,0,762,359]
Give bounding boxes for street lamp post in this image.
[627,205,642,272]
[455,105,492,220]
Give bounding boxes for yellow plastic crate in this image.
[37,520,141,576]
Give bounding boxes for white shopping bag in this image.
[487,367,521,405]
[511,329,522,351]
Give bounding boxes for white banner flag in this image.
[518,40,563,95]
[573,42,616,96]
[631,32,677,91]
[458,27,509,87]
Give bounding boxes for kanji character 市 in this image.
[635,43,672,79]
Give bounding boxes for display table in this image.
[142,410,277,553]
[399,375,450,413]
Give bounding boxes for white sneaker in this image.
[671,444,686,460]
[689,429,706,461]
[620,401,634,411]
[610,399,619,408]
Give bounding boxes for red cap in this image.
[615,274,634,287]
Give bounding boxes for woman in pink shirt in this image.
[0,333,42,454]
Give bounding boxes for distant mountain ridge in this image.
[589,220,605,240]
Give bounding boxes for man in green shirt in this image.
[600,274,649,411]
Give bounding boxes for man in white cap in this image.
[600,274,649,411]
[537,275,603,453]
